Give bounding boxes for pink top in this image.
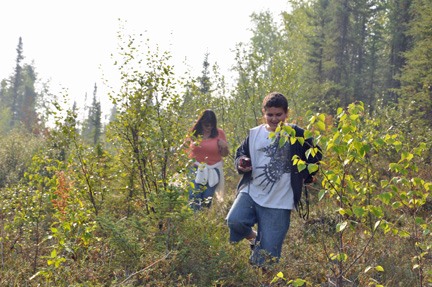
[189,128,227,165]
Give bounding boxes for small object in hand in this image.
[240,158,251,168]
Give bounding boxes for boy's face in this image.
[263,107,288,132]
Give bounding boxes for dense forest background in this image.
[0,0,431,286]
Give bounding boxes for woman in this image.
[187,110,229,210]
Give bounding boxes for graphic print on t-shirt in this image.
[254,135,291,192]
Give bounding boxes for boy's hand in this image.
[238,165,252,172]
[304,176,316,185]
[238,158,252,172]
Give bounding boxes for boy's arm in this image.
[303,137,322,183]
[235,135,251,174]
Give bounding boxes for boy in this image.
[226,92,321,266]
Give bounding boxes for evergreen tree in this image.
[20,64,38,129]
[300,0,334,112]
[108,104,117,123]
[1,38,41,132]
[82,84,102,145]
[361,1,388,113]
[10,37,24,128]
[319,0,353,112]
[398,0,432,132]
[384,0,413,104]
[181,54,214,121]
[0,80,12,132]
[232,11,300,119]
[197,52,211,95]
[299,0,391,114]
[92,92,102,145]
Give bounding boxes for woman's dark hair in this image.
[192,109,219,138]
[262,92,288,112]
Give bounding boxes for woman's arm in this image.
[217,128,229,157]
[218,139,229,157]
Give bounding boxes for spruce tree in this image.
[384,0,413,104]
[20,64,38,130]
[197,52,211,95]
[10,37,24,128]
[83,83,102,145]
[0,80,12,132]
[398,0,432,132]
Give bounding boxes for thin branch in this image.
[342,219,383,276]
[116,250,172,286]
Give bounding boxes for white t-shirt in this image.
[240,125,294,210]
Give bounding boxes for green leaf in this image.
[293,279,306,286]
[364,266,372,273]
[336,221,348,232]
[279,136,287,147]
[374,138,384,146]
[277,272,284,278]
[374,221,381,230]
[342,126,351,134]
[353,207,366,217]
[336,253,348,261]
[308,164,319,173]
[283,125,295,136]
[318,190,326,201]
[317,121,326,131]
[304,130,313,139]
[298,162,306,172]
[392,202,403,209]
[29,271,45,280]
[371,207,383,217]
[361,144,370,154]
[297,136,305,146]
[393,140,402,151]
[271,272,284,283]
[290,137,297,145]
[415,217,425,224]
[51,249,57,258]
[305,148,312,159]
[337,208,346,216]
[379,192,392,205]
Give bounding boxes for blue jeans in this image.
[188,167,220,211]
[226,192,291,266]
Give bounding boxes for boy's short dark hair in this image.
[262,92,288,112]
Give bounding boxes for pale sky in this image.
[1,0,290,118]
